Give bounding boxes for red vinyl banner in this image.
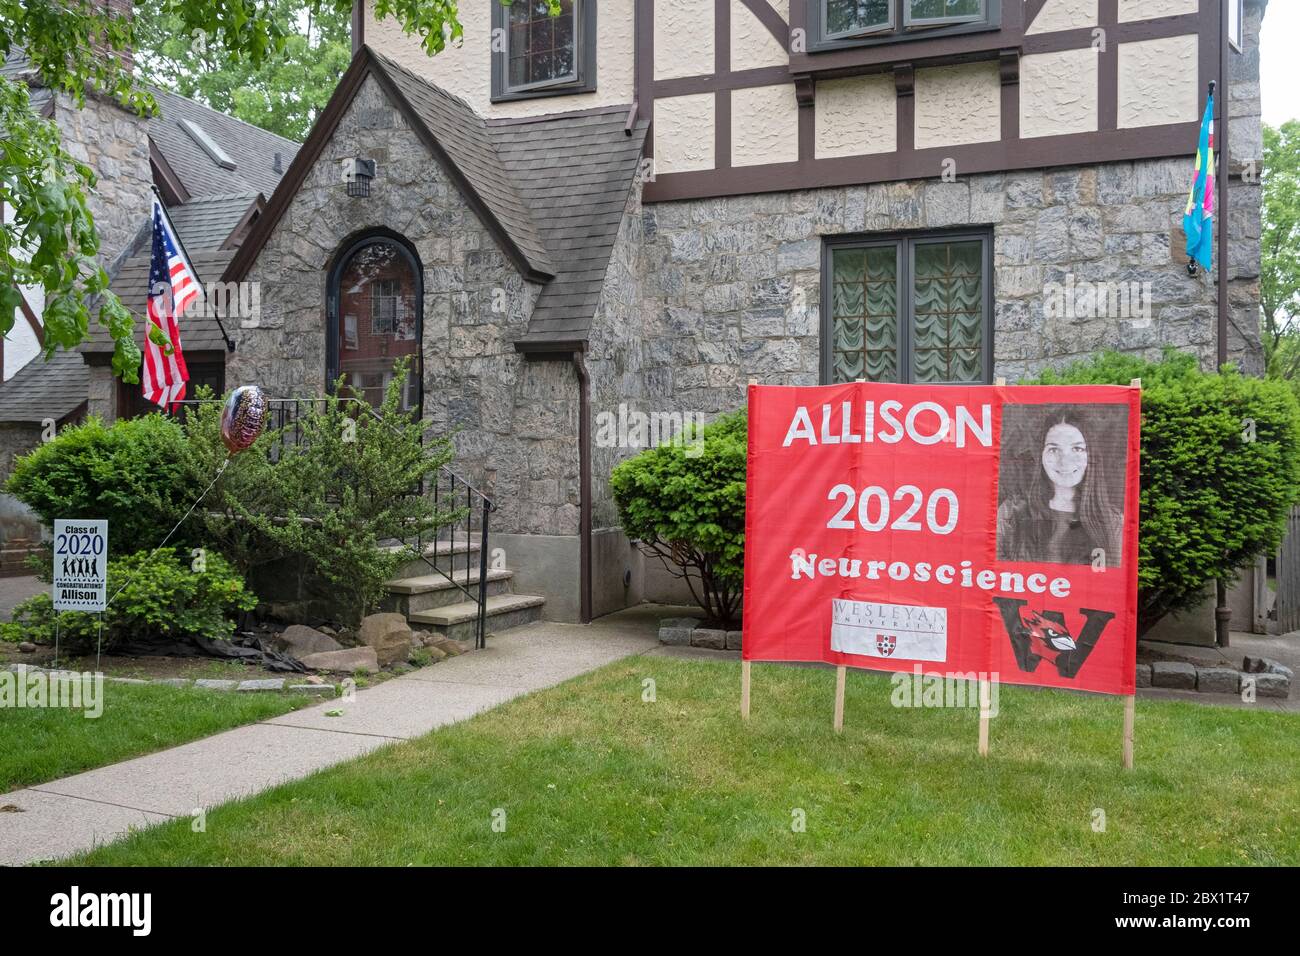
[742,382,1141,696]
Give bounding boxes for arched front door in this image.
[326,231,422,414]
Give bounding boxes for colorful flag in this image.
[143,196,198,409]
[1183,89,1216,274]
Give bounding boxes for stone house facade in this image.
[216,0,1267,631]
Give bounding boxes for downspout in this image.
[573,351,593,623]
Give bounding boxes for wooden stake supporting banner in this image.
[741,660,751,720]
[1123,695,1135,769]
[833,665,846,732]
[977,374,998,754]
[978,678,991,757]
[741,376,757,724]
[1123,377,1142,769]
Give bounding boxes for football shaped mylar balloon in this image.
[220,386,268,455]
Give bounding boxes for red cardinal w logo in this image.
[876,633,897,657]
[992,597,1115,679]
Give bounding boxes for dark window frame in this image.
[810,0,1000,54]
[117,354,227,420]
[491,0,597,103]
[325,228,424,418]
[820,229,994,386]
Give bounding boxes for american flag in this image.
[143,196,197,408]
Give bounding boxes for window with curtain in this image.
[826,233,990,385]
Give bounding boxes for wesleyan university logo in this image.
[992,597,1115,679]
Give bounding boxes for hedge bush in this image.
[0,548,256,650]
[1030,350,1300,635]
[5,364,457,630]
[4,414,194,555]
[610,410,746,626]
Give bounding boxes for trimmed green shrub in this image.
[182,363,458,627]
[4,413,195,554]
[610,411,746,626]
[0,547,256,650]
[5,362,458,630]
[1030,350,1300,635]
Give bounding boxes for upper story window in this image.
[814,0,997,50]
[1228,0,1244,52]
[492,0,597,102]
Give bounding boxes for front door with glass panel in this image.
[327,235,421,414]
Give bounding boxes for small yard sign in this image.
[53,519,108,612]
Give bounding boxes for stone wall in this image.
[0,423,41,488]
[53,92,152,267]
[0,424,44,568]
[587,179,648,532]
[638,155,1263,419]
[85,363,118,424]
[228,74,579,538]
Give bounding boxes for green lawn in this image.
[64,659,1300,866]
[1,680,312,793]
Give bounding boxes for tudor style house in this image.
[200,1,1266,634]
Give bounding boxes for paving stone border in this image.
[1138,658,1292,697]
[658,618,742,651]
[2,664,336,697]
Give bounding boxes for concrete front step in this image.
[386,540,483,580]
[409,593,546,644]
[382,568,514,615]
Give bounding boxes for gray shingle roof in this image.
[2,45,33,80]
[166,192,261,251]
[225,48,648,348]
[80,249,237,355]
[0,348,88,424]
[491,108,649,346]
[3,46,50,115]
[147,86,298,199]
[375,52,554,279]
[370,53,647,345]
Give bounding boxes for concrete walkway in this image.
[0,607,662,866]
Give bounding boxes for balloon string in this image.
[105,455,231,610]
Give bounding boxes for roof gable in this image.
[225,46,555,285]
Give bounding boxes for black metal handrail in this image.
[170,397,497,649]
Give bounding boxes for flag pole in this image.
[1214,0,1232,649]
[150,185,236,354]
